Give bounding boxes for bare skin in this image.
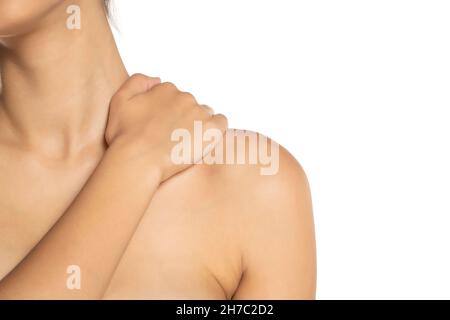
[0,0,316,299]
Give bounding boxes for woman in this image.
[0,0,316,299]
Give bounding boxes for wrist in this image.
[105,138,164,187]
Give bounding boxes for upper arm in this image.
[231,145,316,300]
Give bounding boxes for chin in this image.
[0,0,63,38]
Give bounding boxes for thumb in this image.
[116,73,161,101]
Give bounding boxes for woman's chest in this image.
[0,161,90,281]
[0,165,242,299]
[103,178,243,299]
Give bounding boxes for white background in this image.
[111,0,450,299]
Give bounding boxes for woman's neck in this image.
[0,0,128,158]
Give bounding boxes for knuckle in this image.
[215,114,228,126]
[178,91,196,103]
[130,73,148,82]
[125,73,149,88]
[197,105,211,118]
[160,82,177,91]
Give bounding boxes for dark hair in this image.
[104,0,111,15]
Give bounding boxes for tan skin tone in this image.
[0,0,316,299]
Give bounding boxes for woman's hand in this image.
[0,74,226,300]
[105,74,228,181]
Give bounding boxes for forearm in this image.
[0,144,161,299]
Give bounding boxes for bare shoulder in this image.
[192,129,316,298]
[106,129,316,299]
[195,129,311,211]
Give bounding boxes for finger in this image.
[199,104,215,116]
[194,114,228,164]
[116,74,161,101]
[209,114,228,134]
